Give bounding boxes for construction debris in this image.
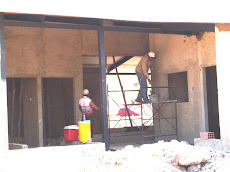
[82,140,230,172]
[7,140,230,172]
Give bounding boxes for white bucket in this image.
[150,94,159,103]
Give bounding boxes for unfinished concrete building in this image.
[1,3,230,162]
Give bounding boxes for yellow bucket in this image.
[78,120,91,142]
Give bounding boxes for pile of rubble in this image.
[82,140,230,172]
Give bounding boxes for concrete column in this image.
[0,13,9,164]
[215,24,230,151]
[37,77,43,146]
[200,67,209,132]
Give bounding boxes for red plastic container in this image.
[64,125,79,141]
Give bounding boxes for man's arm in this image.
[79,105,82,112]
[90,101,101,111]
[142,58,150,80]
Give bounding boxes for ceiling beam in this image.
[3,13,201,35]
[4,20,100,30]
[4,20,197,35]
[114,21,215,32]
[103,26,197,35]
[107,56,134,73]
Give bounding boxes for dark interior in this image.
[206,66,220,139]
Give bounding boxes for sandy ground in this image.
[3,140,230,172]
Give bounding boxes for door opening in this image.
[206,66,220,139]
[43,78,74,146]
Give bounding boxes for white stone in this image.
[187,164,201,172]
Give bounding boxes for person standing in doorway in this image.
[79,89,100,138]
[135,52,156,103]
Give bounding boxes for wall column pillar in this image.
[37,76,43,146]
[0,12,9,166]
[215,24,230,151]
[98,25,109,151]
[200,67,209,132]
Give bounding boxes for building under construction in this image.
[1,3,230,161]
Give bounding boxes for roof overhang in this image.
[0,0,229,23]
[2,13,215,36]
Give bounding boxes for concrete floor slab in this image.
[194,138,224,151]
[7,142,105,172]
[9,143,28,150]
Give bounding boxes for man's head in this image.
[148,52,156,58]
[83,89,89,96]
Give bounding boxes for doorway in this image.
[83,67,102,134]
[206,66,220,139]
[43,78,74,145]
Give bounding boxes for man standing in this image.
[135,52,156,103]
[79,89,100,138]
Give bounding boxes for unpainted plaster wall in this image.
[5,27,82,78]
[149,32,216,143]
[82,30,149,56]
[215,24,230,151]
[5,27,149,80]
[4,26,149,145]
[5,27,83,142]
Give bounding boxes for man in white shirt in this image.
[135,52,156,103]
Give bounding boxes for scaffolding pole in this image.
[107,86,178,144]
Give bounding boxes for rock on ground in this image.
[82,140,230,172]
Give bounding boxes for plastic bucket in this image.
[78,120,91,142]
[150,94,159,103]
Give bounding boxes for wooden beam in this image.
[0,12,9,161]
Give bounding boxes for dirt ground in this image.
[5,140,230,172]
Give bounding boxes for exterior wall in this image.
[215,24,230,151]
[149,32,216,143]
